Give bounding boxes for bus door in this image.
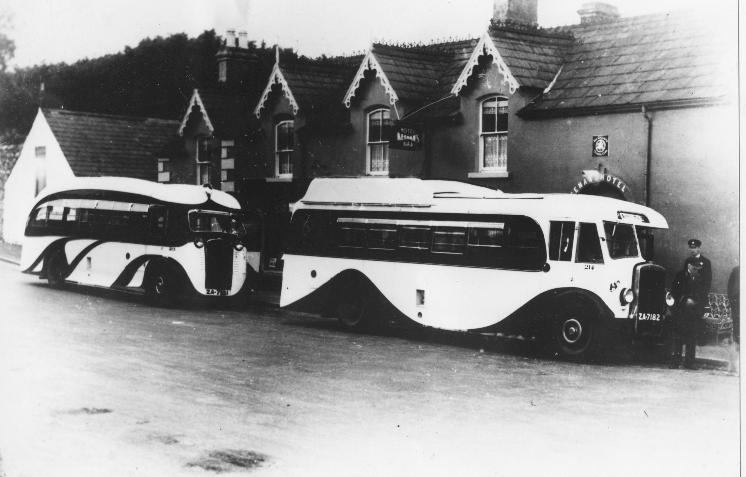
[548,221,575,285]
[570,222,605,292]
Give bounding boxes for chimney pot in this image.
[577,2,620,24]
[226,30,236,47]
[238,31,248,49]
[492,0,538,26]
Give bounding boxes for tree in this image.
[0,9,15,72]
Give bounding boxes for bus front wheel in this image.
[552,302,598,359]
[46,250,68,288]
[145,265,174,306]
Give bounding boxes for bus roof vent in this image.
[426,180,503,199]
[301,178,433,208]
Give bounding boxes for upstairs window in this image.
[218,61,227,83]
[479,97,508,171]
[196,137,211,185]
[275,120,294,178]
[367,108,391,175]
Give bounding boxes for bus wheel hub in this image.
[562,318,583,344]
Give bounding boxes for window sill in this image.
[266,177,293,183]
[468,171,510,179]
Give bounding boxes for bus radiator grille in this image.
[635,263,666,313]
[204,238,234,291]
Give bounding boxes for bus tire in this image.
[336,293,369,330]
[335,279,375,331]
[46,250,68,288]
[552,299,599,359]
[145,264,175,306]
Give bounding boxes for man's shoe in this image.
[669,362,680,369]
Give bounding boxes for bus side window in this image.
[399,226,431,250]
[337,222,366,248]
[148,206,169,241]
[432,227,466,254]
[27,206,49,231]
[576,222,604,264]
[367,224,396,250]
[549,221,575,261]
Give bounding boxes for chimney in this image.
[226,29,237,47]
[216,30,259,88]
[492,0,538,26]
[577,2,620,24]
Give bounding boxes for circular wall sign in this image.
[592,135,609,156]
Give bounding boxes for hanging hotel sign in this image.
[592,135,609,157]
[571,170,628,195]
[390,126,422,151]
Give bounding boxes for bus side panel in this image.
[65,241,144,287]
[20,236,65,273]
[281,254,561,331]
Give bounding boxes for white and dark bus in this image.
[21,177,261,303]
[280,178,672,358]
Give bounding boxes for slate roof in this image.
[282,57,362,112]
[255,8,730,121]
[351,27,571,110]
[357,9,729,117]
[370,43,450,103]
[488,26,572,90]
[522,10,733,115]
[185,89,257,136]
[44,109,180,180]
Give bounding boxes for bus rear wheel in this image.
[552,302,598,359]
[46,250,68,288]
[336,294,369,330]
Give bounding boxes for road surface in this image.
[0,261,740,476]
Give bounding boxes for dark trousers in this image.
[671,329,697,365]
[670,300,702,365]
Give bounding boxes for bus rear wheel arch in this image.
[45,249,68,288]
[333,272,377,331]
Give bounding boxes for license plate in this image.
[206,288,230,296]
[636,313,661,322]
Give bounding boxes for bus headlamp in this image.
[233,242,244,251]
[665,291,675,307]
[620,288,635,305]
[194,238,204,249]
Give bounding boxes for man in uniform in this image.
[669,239,712,369]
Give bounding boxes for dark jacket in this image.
[672,255,712,319]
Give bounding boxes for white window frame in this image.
[220,139,235,191]
[366,108,390,176]
[157,158,170,183]
[196,137,211,185]
[477,96,508,173]
[274,120,294,179]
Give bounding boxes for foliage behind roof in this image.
[43,108,180,180]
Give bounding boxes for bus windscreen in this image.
[603,221,639,259]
